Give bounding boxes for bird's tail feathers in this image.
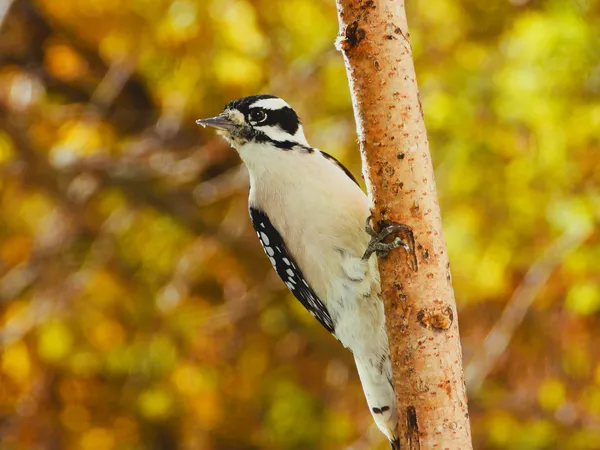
[354,354,399,446]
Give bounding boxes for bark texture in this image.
[335,1,473,448]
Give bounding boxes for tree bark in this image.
[335,1,473,448]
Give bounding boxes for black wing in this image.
[319,151,360,186]
[249,206,335,333]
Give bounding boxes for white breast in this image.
[242,146,367,292]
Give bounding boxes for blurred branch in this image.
[0,274,81,344]
[202,272,281,333]
[90,57,138,111]
[0,261,38,301]
[465,226,592,392]
[192,165,249,207]
[0,0,14,30]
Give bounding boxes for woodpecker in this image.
[197,95,410,449]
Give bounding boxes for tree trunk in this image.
[335,1,473,448]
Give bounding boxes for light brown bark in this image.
[335,1,473,448]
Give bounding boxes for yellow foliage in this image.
[61,404,91,431]
[69,352,101,377]
[90,319,125,351]
[216,1,267,56]
[537,378,566,411]
[84,270,128,306]
[565,282,600,316]
[50,120,113,165]
[0,235,32,266]
[38,321,74,362]
[99,31,135,62]
[171,363,209,396]
[137,387,174,421]
[213,51,263,87]
[156,0,200,45]
[279,0,335,58]
[2,341,31,383]
[80,427,116,450]
[517,420,556,449]
[191,392,223,431]
[113,416,139,442]
[45,43,89,81]
[1,0,599,448]
[0,131,14,164]
[486,411,519,447]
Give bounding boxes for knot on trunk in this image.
[416,306,454,331]
[336,20,366,52]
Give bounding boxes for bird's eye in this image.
[249,109,267,123]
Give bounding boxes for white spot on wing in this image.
[285,281,295,291]
[283,257,290,265]
[266,246,275,256]
[286,268,294,277]
[260,232,270,245]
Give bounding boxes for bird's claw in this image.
[362,216,418,271]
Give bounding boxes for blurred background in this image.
[0,0,599,448]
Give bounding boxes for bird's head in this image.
[196,95,310,151]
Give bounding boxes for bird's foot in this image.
[362,216,417,270]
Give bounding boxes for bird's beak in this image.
[196,114,236,130]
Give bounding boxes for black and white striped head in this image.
[196,95,310,150]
